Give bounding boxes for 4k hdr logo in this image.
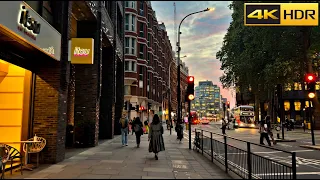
[244,3,319,26]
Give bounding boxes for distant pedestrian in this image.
[221,118,227,135]
[120,115,129,147]
[144,120,149,134]
[175,121,183,143]
[133,117,143,148]
[128,119,133,134]
[302,121,306,132]
[132,117,136,135]
[259,118,271,146]
[148,114,165,160]
[265,116,276,145]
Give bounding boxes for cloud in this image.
[151,1,235,107]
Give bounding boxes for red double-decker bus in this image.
[190,111,200,125]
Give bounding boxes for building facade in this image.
[0,1,124,165]
[236,82,320,129]
[124,1,183,122]
[191,81,221,118]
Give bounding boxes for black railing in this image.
[193,129,296,179]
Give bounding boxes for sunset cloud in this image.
[151,1,235,107]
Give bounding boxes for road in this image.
[182,122,320,179]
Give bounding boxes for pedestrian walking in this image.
[259,118,271,146]
[144,120,149,134]
[148,114,165,160]
[128,119,133,134]
[175,121,183,143]
[302,121,306,132]
[221,118,227,135]
[133,117,143,148]
[120,115,129,147]
[265,115,276,145]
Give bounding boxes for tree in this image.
[217,1,320,122]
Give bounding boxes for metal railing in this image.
[193,129,296,179]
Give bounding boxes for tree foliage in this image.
[217,1,320,103]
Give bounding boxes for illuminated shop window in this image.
[284,101,290,111]
[294,101,301,111]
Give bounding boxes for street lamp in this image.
[177,8,212,123]
[167,55,187,135]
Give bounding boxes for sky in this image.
[151,1,235,107]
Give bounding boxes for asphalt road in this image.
[182,122,320,179]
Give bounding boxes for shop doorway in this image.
[0,59,33,168]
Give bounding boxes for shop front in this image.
[0,1,62,165]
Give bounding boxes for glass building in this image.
[191,81,221,118]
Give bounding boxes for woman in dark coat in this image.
[148,114,165,160]
[132,117,143,148]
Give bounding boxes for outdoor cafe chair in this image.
[0,144,23,178]
[23,137,46,168]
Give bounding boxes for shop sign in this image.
[0,1,61,61]
[68,38,94,64]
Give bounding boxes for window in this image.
[139,22,144,37]
[124,61,137,72]
[284,101,290,111]
[131,38,136,54]
[294,101,301,111]
[125,14,129,30]
[294,83,302,90]
[139,44,144,59]
[139,66,144,81]
[125,1,136,9]
[125,14,136,31]
[139,1,144,16]
[125,37,129,54]
[148,33,151,46]
[131,15,136,31]
[124,37,136,55]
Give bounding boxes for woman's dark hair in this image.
[135,117,141,123]
[152,114,160,124]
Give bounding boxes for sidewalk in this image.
[8,126,231,179]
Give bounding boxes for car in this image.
[201,117,210,124]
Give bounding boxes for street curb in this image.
[300,145,320,150]
[275,139,296,142]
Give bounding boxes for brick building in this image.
[0,1,124,165]
[124,1,171,122]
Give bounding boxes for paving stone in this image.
[110,175,142,179]
[147,172,175,178]
[92,169,120,175]
[78,174,111,179]
[143,167,173,173]
[100,160,124,163]
[142,176,171,179]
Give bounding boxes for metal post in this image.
[169,91,172,135]
[278,84,285,140]
[292,152,297,179]
[188,100,191,149]
[211,132,213,162]
[201,130,204,155]
[309,100,315,145]
[224,135,228,172]
[247,142,252,179]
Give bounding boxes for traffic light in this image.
[135,105,140,112]
[227,101,230,109]
[305,73,317,99]
[124,101,128,110]
[148,102,151,110]
[186,76,195,101]
[129,103,133,110]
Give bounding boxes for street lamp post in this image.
[177,8,211,124]
[168,55,186,135]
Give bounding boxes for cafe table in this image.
[0,140,40,171]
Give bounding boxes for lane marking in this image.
[255,172,320,176]
[292,149,314,153]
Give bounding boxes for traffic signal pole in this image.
[309,100,316,145]
[188,100,191,149]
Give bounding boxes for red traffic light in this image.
[227,101,230,105]
[188,76,194,82]
[306,74,316,82]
